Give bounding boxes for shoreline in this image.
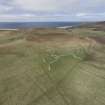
[57,26,73,29]
[0,29,18,31]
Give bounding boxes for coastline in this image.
[0,29,18,31]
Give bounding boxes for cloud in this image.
[0,0,105,21]
[76,12,105,17]
[8,0,83,13]
[0,5,13,13]
[76,13,87,17]
[10,0,105,13]
[0,14,71,22]
[12,0,59,11]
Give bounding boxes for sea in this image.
[0,22,82,29]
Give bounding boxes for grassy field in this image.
[0,27,105,105]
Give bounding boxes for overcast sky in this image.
[0,0,105,21]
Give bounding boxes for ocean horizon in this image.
[0,22,82,29]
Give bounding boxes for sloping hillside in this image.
[0,27,105,105]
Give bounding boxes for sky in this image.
[0,0,105,22]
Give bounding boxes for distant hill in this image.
[76,21,105,31]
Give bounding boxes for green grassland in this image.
[0,27,105,105]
